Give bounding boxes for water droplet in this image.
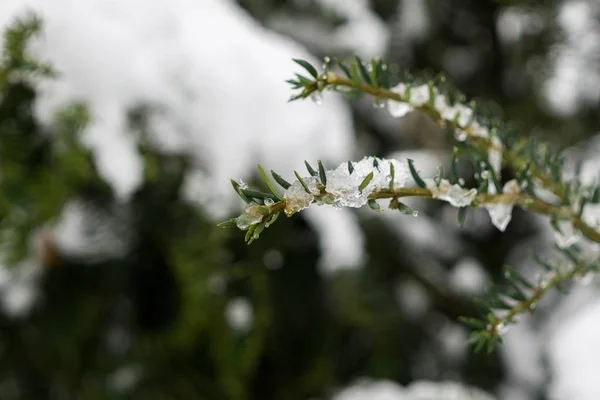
[381,63,388,71]
[454,129,467,142]
[458,178,465,186]
[373,98,387,109]
[412,211,419,217]
[311,91,323,106]
[264,198,274,206]
[238,179,248,190]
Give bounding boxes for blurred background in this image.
[0,0,599,399]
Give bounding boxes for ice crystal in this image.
[387,83,411,117]
[470,122,490,138]
[488,135,503,177]
[282,157,409,215]
[235,203,265,229]
[388,101,411,118]
[554,219,580,249]
[485,179,520,232]
[425,178,478,207]
[439,103,473,128]
[410,84,430,106]
[283,177,319,216]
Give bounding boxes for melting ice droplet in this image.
[311,91,323,106]
[236,203,265,230]
[283,179,316,216]
[425,178,477,207]
[387,82,412,118]
[484,179,520,232]
[554,219,580,249]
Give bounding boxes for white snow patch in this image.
[548,298,600,400]
[0,0,359,270]
[449,257,489,296]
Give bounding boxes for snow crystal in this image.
[388,83,412,118]
[410,84,431,106]
[425,178,477,207]
[438,102,473,128]
[388,101,412,118]
[283,157,409,214]
[470,122,490,138]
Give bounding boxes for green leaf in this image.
[355,55,372,85]
[372,157,380,170]
[294,170,311,194]
[293,58,318,79]
[252,223,265,240]
[358,171,374,193]
[217,218,238,229]
[533,254,554,272]
[294,73,313,86]
[231,179,251,203]
[317,160,327,186]
[487,297,513,311]
[592,186,600,203]
[459,317,487,330]
[367,199,382,212]
[503,267,533,289]
[257,164,283,201]
[396,202,415,216]
[336,59,352,79]
[305,161,317,177]
[271,170,291,190]
[389,162,395,191]
[245,225,256,242]
[370,59,379,87]
[256,206,270,216]
[480,160,502,194]
[407,159,426,188]
[450,152,459,184]
[265,212,279,228]
[239,189,278,201]
[457,207,468,228]
[348,161,354,175]
[350,62,361,85]
[428,81,435,108]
